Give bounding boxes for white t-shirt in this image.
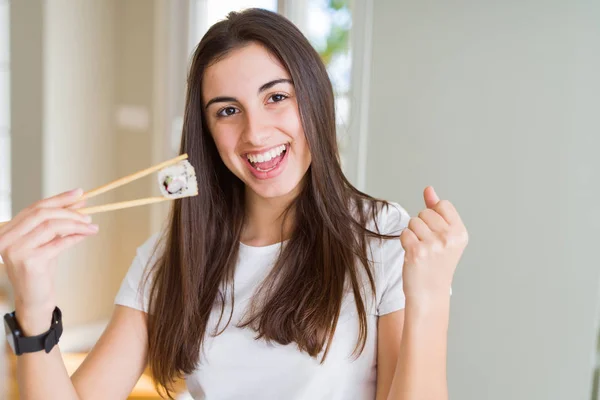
[114,202,410,400]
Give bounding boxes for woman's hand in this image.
[0,188,99,335]
[400,186,468,306]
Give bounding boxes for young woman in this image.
[1,8,468,400]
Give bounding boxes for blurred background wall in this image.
[1,1,599,399]
[365,2,600,400]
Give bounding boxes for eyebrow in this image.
[205,78,293,109]
[258,78,293,93]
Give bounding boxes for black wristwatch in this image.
[3,306,63,355]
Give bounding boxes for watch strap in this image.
[8,306,63,355]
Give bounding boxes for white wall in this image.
[10,0,44,212]
[363,1,600,399]
[43,0,119,326]
[10,0,165,328]
[113,0,162,302]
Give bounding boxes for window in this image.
[0,0,10,222]
[303,0,352,161]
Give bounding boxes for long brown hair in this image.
[146,8,397,398]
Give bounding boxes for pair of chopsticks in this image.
[0,154,191,228]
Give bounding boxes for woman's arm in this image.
[0,189,149,399]
[375,310,405,400]
[378,187,467,400]
[16,305,149,400]
[70,305,149,399]
[377,299,450,400]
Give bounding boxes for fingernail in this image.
[71,188,83,197]
[88,224,99,232]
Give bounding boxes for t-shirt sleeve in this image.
[376,202,410,316]
[114,233,162,314]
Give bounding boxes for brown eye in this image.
[268,93,288,103]
[217,107,239,117]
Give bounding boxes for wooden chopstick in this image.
[81,153,188,201]
[0,200,165,228]
[0,198,171,227]
[0,153,191,227]
[0,194,193,227]
[78,196,173,216]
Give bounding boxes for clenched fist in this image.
[400,186,468,304]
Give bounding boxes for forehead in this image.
[202,43,291,100]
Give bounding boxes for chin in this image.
[246,176,304,200]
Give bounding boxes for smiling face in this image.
[202,43,312,200]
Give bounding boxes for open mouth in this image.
[245,143,289,172]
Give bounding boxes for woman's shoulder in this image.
[345,199,410,315]
[115,232,165,313]
[354,198,411,235]
[134,231,166,269]
[378,201,411,234]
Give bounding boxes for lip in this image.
[243,143,288,157]
[242,143,290,180]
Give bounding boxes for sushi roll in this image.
[158,160,198,199]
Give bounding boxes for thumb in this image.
[424,186,440,209]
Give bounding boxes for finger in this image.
[35,188,84,209]
[0,218,14,236]
[423,186,440,209]
[408,217,433,241]
[67,200,87,210]
[0,208,92,252]
[432,200,463,226]
[0,193,86,237]
[417,208,449,233]
[14,219,98,251]
[400,228,418,250]
[34,234,88,261]
[0,207,32,236]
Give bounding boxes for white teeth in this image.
[246,144,287,164]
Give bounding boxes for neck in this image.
[241,186,300,247]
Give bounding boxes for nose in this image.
[242,110,271,147]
